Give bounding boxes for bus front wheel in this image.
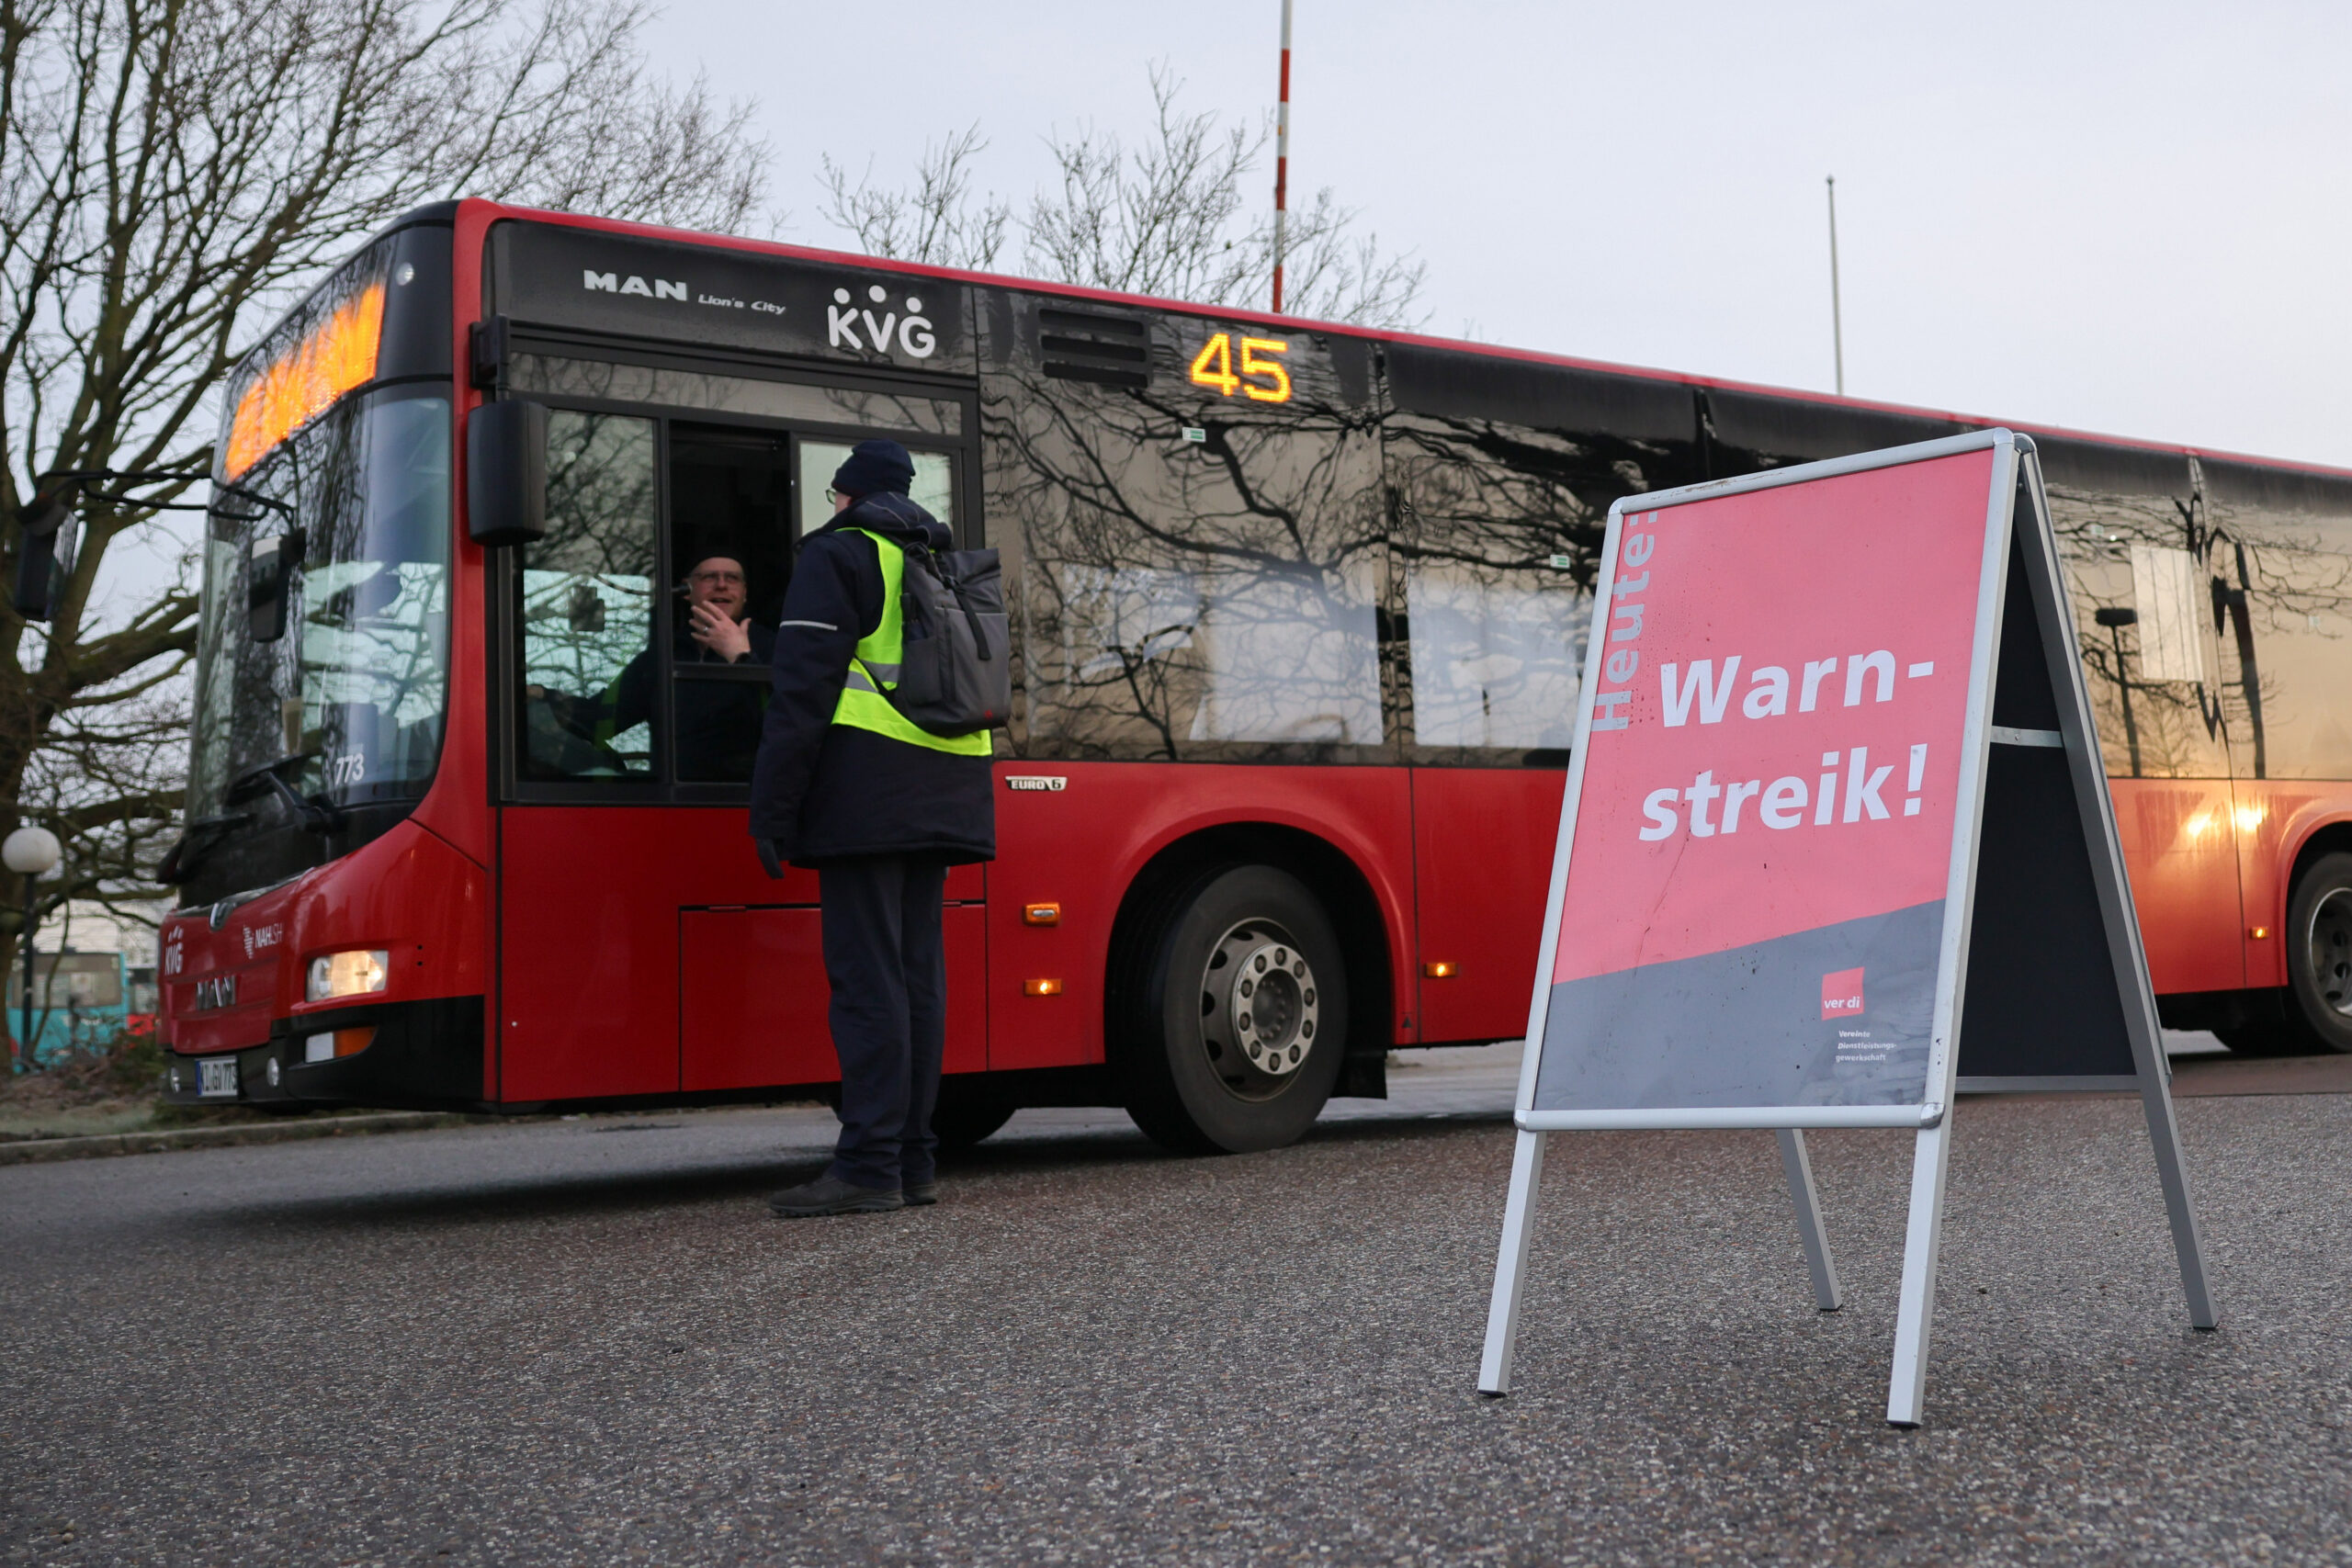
[1115,864,1348,1155]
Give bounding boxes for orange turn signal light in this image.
[1023,902,1061,927]
[1423,961,1459,979]
[2249,926,2270,940]
[1024,978,1064,997]
[301,1025,377,1065]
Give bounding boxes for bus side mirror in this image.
[12,491,79,622]
[468,400,547,547]
[247,528,305,643]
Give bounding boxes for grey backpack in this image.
[883,541,1012,737]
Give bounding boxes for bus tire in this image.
[930,1087,1015,1151]
[2283,852,2352,1054]
[1115,864,1348,1155]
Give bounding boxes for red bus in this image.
[157,198,2352,1149]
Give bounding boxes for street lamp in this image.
[4,826,62,1071]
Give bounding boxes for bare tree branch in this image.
[0,0,776,1056]
[818,63,1428,330]
[820,124,1006,269]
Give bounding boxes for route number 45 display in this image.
[1189,333,1292,402]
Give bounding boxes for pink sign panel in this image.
[1532,448,2004,1113]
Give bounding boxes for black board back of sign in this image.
[1956,503,2138,1084]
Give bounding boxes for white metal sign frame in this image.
[1476,429,2217,1427]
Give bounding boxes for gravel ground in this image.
[0,1046,2346,1566]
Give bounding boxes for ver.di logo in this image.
[829,285,936,358]
[1821,966,1864,1020]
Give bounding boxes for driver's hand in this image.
[690,603,753,662]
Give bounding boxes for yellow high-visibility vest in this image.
[831,527,993,756]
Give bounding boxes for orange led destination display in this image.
[1188,333,1291,402]
[222,278,386,479]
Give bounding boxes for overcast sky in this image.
[641,0,2352,468]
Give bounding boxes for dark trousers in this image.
[820,855,948,1190]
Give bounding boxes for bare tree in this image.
[0,0,774,1061]
[820,125,1010,270]
[821,64,1428,330]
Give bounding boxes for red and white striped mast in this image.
[1271,0,1294,314]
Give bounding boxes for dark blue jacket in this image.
[749,492,997,867]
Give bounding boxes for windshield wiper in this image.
[225,752,346,834]
[156,811,254,885]
[156,752,340,884]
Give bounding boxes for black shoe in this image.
[768,1174,905,1218]
[903,1180,939,1207]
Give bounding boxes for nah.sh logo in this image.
[1821,967,1864,1020]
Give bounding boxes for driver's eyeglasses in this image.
[688,570,746,586]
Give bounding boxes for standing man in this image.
[751,440,996,1217]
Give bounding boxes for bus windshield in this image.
[187,384,453,828]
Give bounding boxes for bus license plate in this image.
[197,1058,239,1099]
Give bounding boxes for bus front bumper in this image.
[162,997,487,1112]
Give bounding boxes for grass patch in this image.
[0,1031,322,1142]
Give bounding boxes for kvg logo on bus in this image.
[829,286,937,359]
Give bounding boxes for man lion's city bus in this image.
[158,199,2352,1149]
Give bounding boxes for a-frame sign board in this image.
[1476,430,2217,1427]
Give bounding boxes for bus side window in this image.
[2039,441,2225,783]
[518,411,661,780]
[795,440,956,537]
[2204,460,2352,781]
[1003,304,1385,759]
[668,425,792,784]
[1389,421,1596,756]
[1382,349,1701,761]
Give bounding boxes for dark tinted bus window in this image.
[2204,457,2352,780]
[1384,345,1700,761]
[989,296,1385,761]
[518,411,661,779]
[667,425,789,784]
[2037,439,2226,780]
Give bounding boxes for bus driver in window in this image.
[528,553,777,780]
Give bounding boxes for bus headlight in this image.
[307,949,389,1002]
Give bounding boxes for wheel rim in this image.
[1196,918,1321,1101]
[2308,887,2352,1019]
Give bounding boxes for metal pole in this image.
[1826,175,1845,396]
[1476,1128,1547,1394]
[1272,0,1294,314]
[17,884,35,1073]
[1776,1129,1843,1312]
[1885,1120,1953,1427]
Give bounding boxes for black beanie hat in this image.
[831,438,916,499]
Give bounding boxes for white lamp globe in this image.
[3,827,62,877]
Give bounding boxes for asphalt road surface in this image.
[4,1043,2348,1566]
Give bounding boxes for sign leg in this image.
[1885,1121,1954,1427]
[1775,1129,1842,1311]
[1477,1129,1548,1396]
[2137,1073,2219,1329]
